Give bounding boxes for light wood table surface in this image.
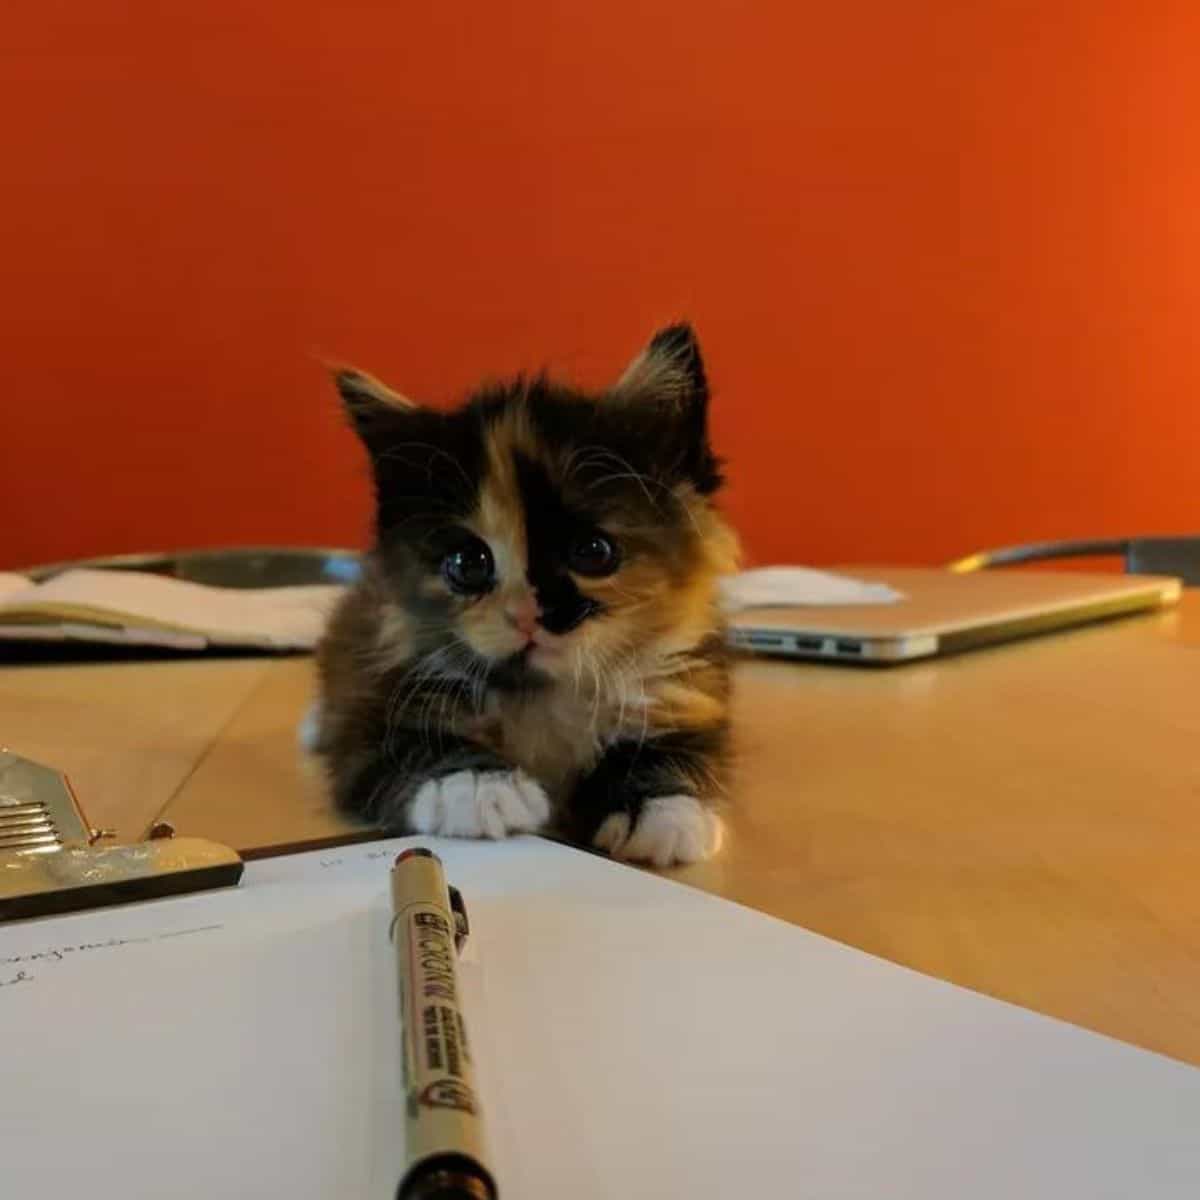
[3,593,1199,1065]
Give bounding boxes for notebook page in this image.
[0,568,343,647]
[0,622,208,648]
[3,837,1200,1200]
[3,916,413,1197]
[0,572,33,601]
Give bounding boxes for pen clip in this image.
[448,885,469,955]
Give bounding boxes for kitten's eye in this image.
[442,539,495,595]
[567,532,620,577]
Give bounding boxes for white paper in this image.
[0,572,30,600]
[0,568,343,649]
[0,622,209,648]
[721,566,902,611]
[3,837,1199,1199]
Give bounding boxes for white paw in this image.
[408,770,551,840]
[593,795,724,867]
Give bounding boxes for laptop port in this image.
[746,633,785,648]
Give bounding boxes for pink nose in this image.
[505,597,541,638]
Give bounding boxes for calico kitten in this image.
[312,324,738,866]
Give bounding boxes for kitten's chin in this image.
[487,646,555,692]
[527,642,566,673]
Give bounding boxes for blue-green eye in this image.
[568,532,620,577]
[442,539,495,594]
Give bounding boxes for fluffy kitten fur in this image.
[312,325,738,866]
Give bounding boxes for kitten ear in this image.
[333,367,416,416]
[613,323,708,406]
[611,324,722,494]
[331,367,419,450]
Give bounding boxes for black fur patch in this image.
[567,723,731,842]
[343,735,512,830]
[369,408,486,559]
[513,450,600,635]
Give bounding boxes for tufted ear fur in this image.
[610,323,722,494]
[613,323,707,401]
[331,367,421,453]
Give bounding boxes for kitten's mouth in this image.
[527,639,565,666]
[488,644,554,692]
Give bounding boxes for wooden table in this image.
[4,593,1199,1064]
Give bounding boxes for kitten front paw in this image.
[408,770,551,840]
[593,795,724,867]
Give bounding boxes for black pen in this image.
[390,848,497,1200]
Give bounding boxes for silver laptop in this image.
[727,566,1182,664]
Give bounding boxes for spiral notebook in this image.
[3,836,1199,1199]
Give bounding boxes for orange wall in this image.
[4,3,1199,570]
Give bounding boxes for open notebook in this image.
[0,569,342,650]
[3,836,1199,1199]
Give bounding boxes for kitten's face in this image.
[339,326,737,691]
